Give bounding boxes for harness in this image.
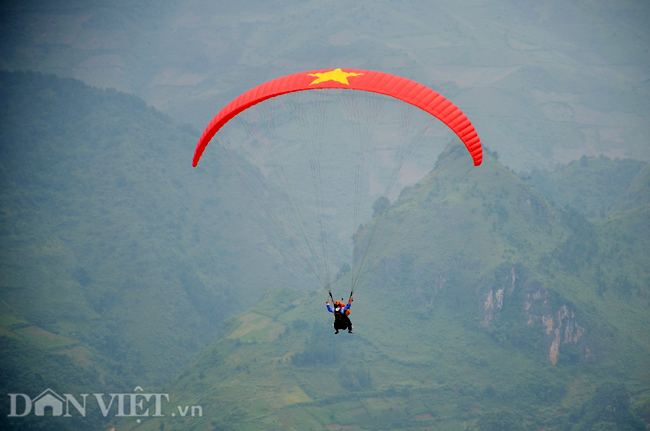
[333,304,351,330]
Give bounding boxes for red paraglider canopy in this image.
[193,68,482,167]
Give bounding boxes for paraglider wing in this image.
[192,69,482,167]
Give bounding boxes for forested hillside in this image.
[0,70,314,423]
[0,71,647,431]
[120,144,650,431]
[524,156,646,220]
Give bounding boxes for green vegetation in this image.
[371,196,390,217]
[0,71,314,393]
[0,335,106,431]
[524,155,646,220]
[556,382,646,431]
[1,71,648,431]
[115,143,648,430]
[474,411,525,431]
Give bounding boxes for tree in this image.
[372,196,390,217]
[476,411,525,431]
[574,382,644,431]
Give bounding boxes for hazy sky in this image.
[1,0,648,169]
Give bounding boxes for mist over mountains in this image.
[0,71,316,392]
[147,134,650,431]
[1,0,649,429]
[1,0,649,170]
[0,72,648,430]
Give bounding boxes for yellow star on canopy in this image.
[308,68,364,85]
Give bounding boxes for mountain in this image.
[117,144,649,431]
[0,70,316,411]
[523,155,646,220]
[615,164,650,213]
[1,0,649,170]
[1,70,647,431]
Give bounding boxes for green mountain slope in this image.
[0,70,315,397]
[524,155,646,220]
[118,145,649,431]
[615,164,650,213]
